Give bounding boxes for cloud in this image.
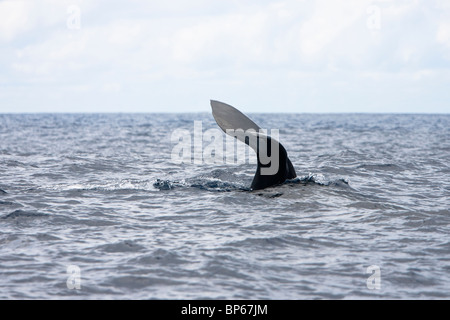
[297,0,371,57]
[0,0,93,41]
[437,22,450,47]
[0,0,449,113]
[0,0,32,41]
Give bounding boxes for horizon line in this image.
[1,111,449,115]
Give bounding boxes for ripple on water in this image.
[0,113,449,299]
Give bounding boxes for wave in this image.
[154,173,349,192]
[1,209,48,220]
[0,200,15,206]
[356,163,404,171]
[36,172,349,195]
[46,180,159,192]
[286,173,349,187]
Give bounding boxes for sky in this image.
[0,0,449,113]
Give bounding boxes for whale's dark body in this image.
[210,100,297,190]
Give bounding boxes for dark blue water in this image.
[0,113,449,299]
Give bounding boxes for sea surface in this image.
[0,112,449,299]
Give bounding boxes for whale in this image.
[210,100,297,190]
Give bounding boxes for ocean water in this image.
[0,112,449,299]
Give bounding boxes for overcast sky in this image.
[0,0,449,113]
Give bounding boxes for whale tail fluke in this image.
[210,100,297,190]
